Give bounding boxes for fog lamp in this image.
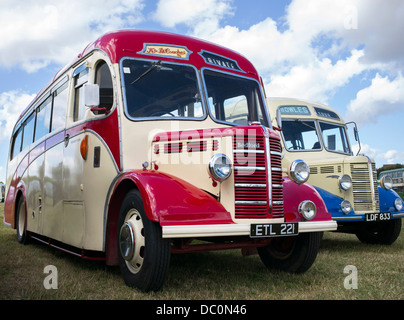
[341,200,352,214]
[298,200,316,220]
[394,198,403,211]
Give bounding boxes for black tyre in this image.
[355,219,402,245]
[117,189,171,292]
[16,196,29,244]
[257,232,322,273]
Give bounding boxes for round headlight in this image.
[380,175,393,190]
[339,174,352,191]
[340,200,352,214]
[298,200,316,220]
[289,159,310,185]
[395,198,403,211]
[208,154,232,182]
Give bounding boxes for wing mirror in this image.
[84,84,110,115]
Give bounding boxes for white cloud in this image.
[346,73,404,125]
[352,144,404,167]
[0,0,145,72]
[0,90,36,144]
[265,49,366,102]
[152,0,234,36]
[382,150,404,165]
[353,143,378,159]
[185,0,404,113]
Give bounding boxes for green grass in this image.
[1,201,404,300]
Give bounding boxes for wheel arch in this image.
[13,185,26,230]
[104,170,231,265]
[105,177,138,266]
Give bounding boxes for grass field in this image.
[1,201,404,300]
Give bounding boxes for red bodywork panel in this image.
[283,178,331,222]
[113,170,233,226]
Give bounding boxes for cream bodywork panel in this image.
[267,97,378,214]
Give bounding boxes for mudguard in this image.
[378,186,404,219]
[314,185,404,221]
[283,178,331,222]
[111,170,233,226]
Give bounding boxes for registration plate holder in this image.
[250,223,299,238]
[364,212,391,222]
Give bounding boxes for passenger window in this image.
[73,65,89,121]
[11,127,23,159]
[95,62,113,111]
[21,113,35,151]
[52,81,68,131]
[35,96,52,141]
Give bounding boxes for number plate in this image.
[250,223,299,238]
[364,213,391,222]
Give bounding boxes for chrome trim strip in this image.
[235,166,266,171]
[235,183,266,188]
[233,149,265,154]
[265,133,272,207]
[235,201,267,205]
[393,213,404,218]
[333,216,363,221]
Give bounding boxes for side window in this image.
[51,80,68,131]
[35,96,52,141]
[73,65,89,122]
[21,113,35,151]
[11,127,23,160]
[95,61,113,111]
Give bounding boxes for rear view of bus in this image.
[267,97,404,245]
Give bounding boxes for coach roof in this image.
[19,29,259,121]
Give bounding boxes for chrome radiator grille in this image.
[351,163,379,212]
[233,133,284,219]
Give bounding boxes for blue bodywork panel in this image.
[314,186,404,222]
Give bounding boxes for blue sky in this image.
[1,0,404,183]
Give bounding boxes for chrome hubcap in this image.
[119,209,145,274]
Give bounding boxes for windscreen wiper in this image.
[131,60,162,85]
[294,118,316,130]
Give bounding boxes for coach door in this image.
[42,79,68,241]
[59,63,89,248]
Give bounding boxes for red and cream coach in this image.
[4,30,336,292]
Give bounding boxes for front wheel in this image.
[117,189,171,292]
[257,232,322,273]
[355,219,402,245]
